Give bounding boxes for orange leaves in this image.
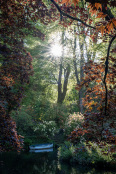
[68,128,88,144]
[106,19,116,34]
[88,3,102,14]
[97,18,116,36]
[96,12,107,19]
[60,0,79,6]
[94,3,102,11]
[87,2,115,36]
[96,24,106,36]
[60,0,71,5]
[96,79,102,83]
[88,3,102,16]
[2,76,15,87]
[112,18,116,27]
[72,0,79,7]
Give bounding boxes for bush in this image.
[58,141,116,166]
[33,103,70,128]
[24,138,33,147]
[44,104,70,127]
[64,112,84,138]
[58,141,75,162]
[34,121,57,140]
[11,109,35,136]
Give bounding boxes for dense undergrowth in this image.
[10,108,116,169]
[58,141,116,169]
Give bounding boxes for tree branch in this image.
[104,34,116,84]
[50,0,96,29]
[51,73,58,83]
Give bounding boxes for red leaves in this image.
[74,58,116,144]
[0,0,50,152]
[0,45,33,152]
[0,105,23,152]
[68,128,88,144]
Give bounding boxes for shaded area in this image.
[0,150,116,174]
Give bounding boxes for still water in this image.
[0,150,116,174]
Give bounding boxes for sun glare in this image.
[50,44,62,57]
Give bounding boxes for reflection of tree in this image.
[0,152,57,174]
[57,159,114,174]
[32,156,57,174]
[1,152,114,174]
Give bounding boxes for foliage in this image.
[0,0,63,151]
[75,59,116,143]
[0,105,24,152]
[24,138,33,146]
[64,112,84,137]
[34,121,57,140]
[31,103,70,127]
[58,141,75,162]
[11,109,35,136]
[68,128,88,144]
[58,141,116,166]
[73,142,115,165]
[56,0,116,36]
[47,104,70,127]
[0,0,43,151]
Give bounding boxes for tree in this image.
[50,0,116,112]
[57,28,71,103]
[48,0,116,143]
[0,0,54,151]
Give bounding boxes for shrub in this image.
[58,141,116,166]
[68,128,88,144]
[11,109,34,136]
[58,141,75,162]
[34,121,57,140]
[35,103,70,127]
[46,104,69,127]
[64,112,84,138]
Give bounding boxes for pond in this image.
[0,149,116,174]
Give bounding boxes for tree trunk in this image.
[73,26,84,113]
[57,64,70,104]
[57,29,70,104]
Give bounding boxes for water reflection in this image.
[29,148,53,153]
[0,150,115,174]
